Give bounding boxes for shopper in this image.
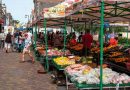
[53,31,62,48]
[39,32,44,43]
[13,30,19,51]
[66,32,72,43]
[105,31,110,43]
[20,30,34,63]
[5,30,12,53]
[82,30,93,56]
[18,31,24,53]
[78,32,83,43]
[50,32,54,46]
[47,32,51,45]
[0,30,5,49]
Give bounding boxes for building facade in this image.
[33,0,64,21]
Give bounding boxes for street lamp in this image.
[25,14,32,30]
[25,15,29,22]
[25,15,30,29]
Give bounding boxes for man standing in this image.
[82,30,93,56]
[78,32,83,43]
[20,30,34,63]
[12,30,19,52]
[5,30,12,53]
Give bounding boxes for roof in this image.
[37,0,64,3]
[36,0,64,8]
[34,0,130,27]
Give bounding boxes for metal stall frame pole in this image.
[100,1,104,90]
[36,24,38,42]
[43,18,49,72]
[34,23,37,59]
[85,21,87,33]
[34,24,37,47]
[63,18,67,56]
[127,27,128,46]
[32,26,34,35]
[71,21,73,33]
[90,20,93,34]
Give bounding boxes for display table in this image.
[65,73,130,90]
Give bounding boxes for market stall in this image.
[32,0,130,89]
[34,0,95,72]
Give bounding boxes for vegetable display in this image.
[54,56,81,66]
[65,64,130,84]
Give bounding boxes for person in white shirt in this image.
[20,30,34,63]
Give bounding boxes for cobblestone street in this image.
[0,49,57,90]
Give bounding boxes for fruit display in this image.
[98,64,108,68]
[68,56,81,61]
[69,43,83,51]
[38,49,45,55]
[91,45,118,53]
[109,52,123,58]
[54,57,75,66]
[36,47,45,50]
[48,49,71,56]
[65,65,130,84]
[111,57,129,62]
[91,45,130,63]
[37,48,71,56]
[53,56,82,67]
[81,56,93,64]
[65,64,92,76]
[91,47,99,52]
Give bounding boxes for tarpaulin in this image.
[43,0,99,18]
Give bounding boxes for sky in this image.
[2,0,34,24]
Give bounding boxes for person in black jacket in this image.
[5,31,12,53]
[78,32,83,43]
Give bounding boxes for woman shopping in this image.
[5,30,12,53]
[20,30,34,63]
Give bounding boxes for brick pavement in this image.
[0,49,57,90]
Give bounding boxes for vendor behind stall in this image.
[69,35,77,46]
[109,37,118,46]
[82,30,93,56]
[78,32,83,43]
[53,31,62,48]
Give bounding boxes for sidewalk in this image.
[0,49,57,90]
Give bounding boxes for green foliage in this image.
[73,23,128,34]
[118,37,130,44]
[73,24,91,32]
[110,26,128,33]
[73,24,85,32]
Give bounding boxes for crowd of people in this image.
[0,29,34,63]
[0,29,118,60]
[38,31,64,48]
[0,28,119,74]
[37,29,118,57]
